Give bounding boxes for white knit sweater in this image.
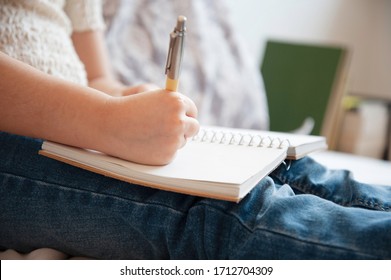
[0,0,105,85]
[0,0,269,130]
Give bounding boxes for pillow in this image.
[103,0,269,130]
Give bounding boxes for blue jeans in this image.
[1,132,390,259]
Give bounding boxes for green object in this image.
[261,40,346,135]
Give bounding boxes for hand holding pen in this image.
[99,15,198,165]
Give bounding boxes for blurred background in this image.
[225,0,391,160]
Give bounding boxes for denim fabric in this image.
[1,131,390,259]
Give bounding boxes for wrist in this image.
[43,84,114,153]
[86,94,128,157]
[82,93,116,152]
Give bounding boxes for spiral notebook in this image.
[39,126,327,202]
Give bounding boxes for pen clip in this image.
[165,16,186,80]
[165,33,176,75]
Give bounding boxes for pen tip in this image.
[176,15,187,32]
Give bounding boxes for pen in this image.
[165,15,187,91]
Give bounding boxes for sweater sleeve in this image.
[64,0,105,32]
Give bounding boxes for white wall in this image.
[225,0,391,101]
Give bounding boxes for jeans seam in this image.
[250,227,377,259]
[203,203,378,259]
[349,198,390,211]
[271,170,391,211]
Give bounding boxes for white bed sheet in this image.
[310,150,391,186]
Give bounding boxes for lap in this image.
[1,132,390,259]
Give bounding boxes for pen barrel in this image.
[165,16,186,83]
[166,31,185,80]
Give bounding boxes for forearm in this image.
[0,53,199,165]
[0,52,109,150]
[72,30,160,97]
[71,30,126,96]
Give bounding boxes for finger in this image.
[183,116,200,140]
[182,95,198,118]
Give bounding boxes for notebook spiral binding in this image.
[191,128,290,149]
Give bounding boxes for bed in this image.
[2,0,391,261]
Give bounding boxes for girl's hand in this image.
[98,89,199,165]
